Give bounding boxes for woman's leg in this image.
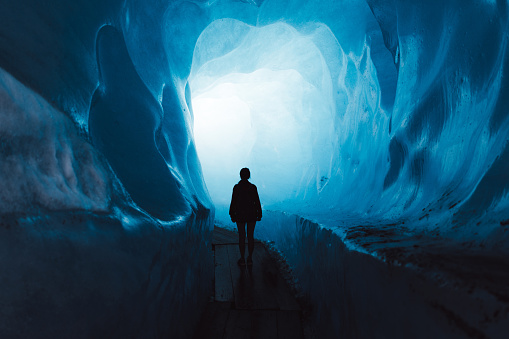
[246,221,256,259]
[236,221,246,259]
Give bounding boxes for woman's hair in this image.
[240,167,250,180]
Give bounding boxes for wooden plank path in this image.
[193,226,304,339]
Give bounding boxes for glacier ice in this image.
[90,25,191,220]
[0,68,110,214]
[191,1,509,248]
[191,21,336,208]
[0,1,214,337]
[0,0,508,338]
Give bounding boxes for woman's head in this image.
[240,168,250,180]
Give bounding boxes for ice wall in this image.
[190,1,509,337]
[0,69,110,214]
[370,0,509,241]
[0,0,215,337]
[254,211,509,339]
[191,0,509,251]
[0,209,212,338]
[1,0,509,337]
[0,0,213,219]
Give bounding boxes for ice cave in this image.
[0,0,508,338]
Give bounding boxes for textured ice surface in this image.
[89,26,191,220]
[192,1,509,251]
[0,0,509,337]
[0,69,110,214]
[191,21,336,207]
[192,1,509,336]
[252,211,509,339]
[0,0,214,337]
[0,210,212,339]
[0,64,214,337]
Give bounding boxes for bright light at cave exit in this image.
[191,21,335,218]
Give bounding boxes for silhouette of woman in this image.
[229,168,262,266]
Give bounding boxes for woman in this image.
[229,168,262,266]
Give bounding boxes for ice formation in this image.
[0,0,508,338]
[193,2,509,247]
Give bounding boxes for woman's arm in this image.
[229,185,237,222]
[254,186,262,221]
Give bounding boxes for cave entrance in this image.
[189,19,336,222]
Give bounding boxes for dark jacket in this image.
[229,179,262,222]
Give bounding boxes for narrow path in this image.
[193,226,304,339]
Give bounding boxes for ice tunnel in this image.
[0,0,508,338]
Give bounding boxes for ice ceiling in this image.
[0,0,508,248]
[191,21,337,208]
[1,0,509,338]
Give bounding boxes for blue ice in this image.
[0,0,508,338]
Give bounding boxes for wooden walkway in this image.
[193,226,304,339]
